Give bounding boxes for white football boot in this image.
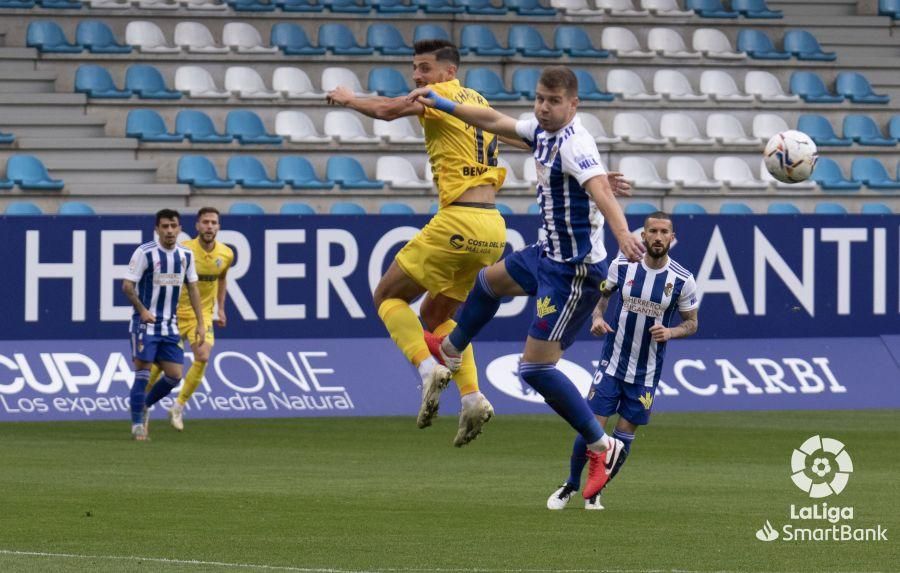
[585,493,605,510]
[416,362,452,429]
[547,484,577,510]
[169,402,185,432]
[453,393,494,447]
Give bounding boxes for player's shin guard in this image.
[518,363,604,444]
[567,434,589,490]
[608,429,634,481]
[177,361,206,405]
[435,319,478,396]
[378,298,430,366]
[130,369,150,424]
[448,269,501,353]
[145,375,179,408]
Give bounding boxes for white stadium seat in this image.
[126,21,180,53]
[272,67,324,99]
[321,67,376,97]
[174,22,230,54]
[618,156,673,190]
[522,158,537,184]
[706,114,761,146]
[498,158,530,190]
[424,161,433,182]
[699,70,754,102]
[577,113,621,144]
[752,113,791,141]
[324,111,380,144]
[601,28,654,58]
[660,113,715,146]
[175,66,230,98]
[744,71,800,103]
[692,29,746,60]
[550,0,605,16]
[666,156,720,189]
[373,117,425,144]
[182,0,228,9]
[606,69,661,101]
[613,112,667,145]
[84,0,129,9]
[225,67,279,99]
[222,22,278,54]
[376,156,432,190]
[654,70,708,101]
[759,159,816,189]
[647,28,700,58]
[641,0,693,16]
[714,157,768,189]
[275,111,331,143]
[596,0,649,16]
[136,0,179,10]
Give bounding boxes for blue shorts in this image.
[504,243,607,350]
[587,371,655,426]
[130,324,183,365]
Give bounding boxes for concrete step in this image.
[0,70,57,94]
[0,48,39,73]
[43,158,160,184]
[0,115,106,138]
[0,92,86,114]
[66,182,190,197]
[15,137,137,161]
[770,0,857,16]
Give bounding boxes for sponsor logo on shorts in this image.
[449,234,465,249]
[639,390,654,410]
[536,296,557,318]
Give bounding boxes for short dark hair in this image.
[538,66,578,97]
[414,39,460,68]
[644,211,673,229]
[197,206,220,220]
[155,208,180,226]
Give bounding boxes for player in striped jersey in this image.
[547,211,699,510]
[409,67,644,456]
[122,209,205,441]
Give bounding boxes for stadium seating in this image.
[796,114,852,146]
[465,69,519,101]
[835,72,890,104]
[223,22,278,53]
[506,0,555,15]
[667,156,719,188]
[880,0,900,18]
[271,23,326,55]
[229,202,267,215]
[497,158,529,190]
[280,202,317,215]
[185,0,229,9]
[889,116,900,140]
[459,0,507,15]
[373,0,418,12]
[83,0,128,8]
[527,202,541,214]
[719,202,754,214]
[5,202,43,215]
[714,156,767,189]
[811,157,861,190]
[319,23,374,55]
[573,70,614,101]
[625,202,659,215]
[648,28,700,58]
[601,27,654,58]
[137,0,181,8]
[461,25,515,56]
[126,109,183,142]
[745,71,800,102]
[368,68,410,97]
[861,203,893,214]
[706,114,760,145]
[126,65,181,99]
[274,111,331,143]
[176,110,233,143]
[326,156,384,189]
[576,113,620,144]
[75,65,131,98]
[512,68,540,98]
[324,111,380,144]
[276,156,335,189]
[178,156,236,188]
[614,113,666,145]
[699,70,754,102]
[606,69,661,101]
[321,67,375,96]
[815,202,848,214]
[551,0,605,16]
[76,21,132,53]
[225,110,282,144]
[685,0,737,18]
[654,70,707,101]
[41,0,82,7]
[58,201,96,215]
[379,203,416,215]
[375,157,432,189]
[790,72,844,103]
[328,0,372,12]
[783,30,836,61]
[174,22,230,53]
[759,158,816,189]
[330,202,367,214]
[842,115,897,146]
[225,67,279,99]
[737,30,790,59]
[731,0,781,17]
[521,159,537,185]
[373,117,424,143]
[175,66,230,98]
[752,114,790,142]
[229,0,275,11]
[642,0,693,16]
[126,21,180,53]
[851,158,900,190]
[767,202,801,214]
[26,21,82,53]
[673,202,707,214]
[227,156,284,188]
[419,0,464,14]
[273,67,325,99]
[660,113,714,145]
[509,25,563,57]
[0,131,13,145]
[618,156,673,189]
[553,26,609,58]
[414,24,452,44]
[691,29,746,60]
[596,0,648,15]
[7,155,64,190]
[367,23,414,55]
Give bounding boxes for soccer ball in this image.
[764,130,818,184]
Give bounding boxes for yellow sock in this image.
[434,319,479,396]
[177,361,206,405]
[378,299,430,366]
[147,363,163,393]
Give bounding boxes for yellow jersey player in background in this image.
[327,39,521,446]
[148,207,234,431]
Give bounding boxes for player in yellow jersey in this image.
[147,207,234,431]
[326,39,524,446]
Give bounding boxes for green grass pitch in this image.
[0,410,897,572]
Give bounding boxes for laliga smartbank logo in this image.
[754,435,887,543]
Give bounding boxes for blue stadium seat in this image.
[373,0,418,11]
[327,156,384,189]
[270,23,326,55]
[281,202,317,215]
[177,156,235,188]
[461,25,515,56]
[889,115,900,140]
[419,0,465,13]
[368,68,410,97]
[330,202,367,215]
[767,202,801,214]
[414,24,451,43]
[736,30,790,59]
[811,157,861,191]
[842,115,897,146]
[719,202,754,214]
[465,69,520,101]
[125,65,181,99]
[836,72,890,104]
[26,21,81,53]
[380,202,416,214]
[851,158,900,190]
[126,110,183,142]
[5,202,43,216]
[319,23,374,55]
[75,65,131,98]
[731,0,782,17]
[7,155,64,190]
[228,0,276,11]
[0,0,35,7]
[276,0,324,11]
[624,202,658,215]
[814,202,848,214]
[39,0,82,7]
[673,202,707,215]
[225,111,282,145]
[861,203,893,214]
[879,0,900,18]
[505,0,555,15]
[327,0,371,12]
[527,202,541,215]
[459,0,507,14]
[229,202,266,215]
[367,23,413,55]
[227,157,285,189]
[76,21,131,54]
[175,110,232,143]
[512,68,540,98]
[0,131,14,144]
[783,30,835,61]
[0,172,14,189]
[508,26,562,58]
[58,201,95,215]
[789,72,843,104]
[496,203,514,215]
[554,26,609,58]
[276,157,335,189]
[685,0,738,17]
[573,70,615,101]
[796,115,852,147]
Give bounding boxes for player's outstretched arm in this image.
[583,176,644,262]
[407,86,519,139]
[326,86,424,121]
[122,280,155,323]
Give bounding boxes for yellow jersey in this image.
[420,79,506,207]
[175,237,234,323]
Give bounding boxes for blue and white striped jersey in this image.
[124,241,198,337]
[515,115,608,264]
[599,256,699,387]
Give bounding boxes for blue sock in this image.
[566,434,589,490]
[609,429,635,480]
[130,369,149,424]
[518,363,605,444]
[145,375,179,408]
[448,269,501,351]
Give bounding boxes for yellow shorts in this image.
[177,317,214,346]
[395,205,507,302]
